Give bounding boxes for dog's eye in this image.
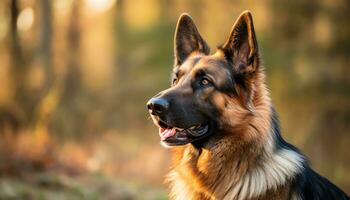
[200,78,210,86]
[172,78,178,85]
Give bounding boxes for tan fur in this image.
[161,11,304,200]
[166,52,303,200]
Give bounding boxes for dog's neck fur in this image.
[168,71,304,200]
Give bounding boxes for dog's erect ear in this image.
[174,13,210,66]
[221,11,258,74]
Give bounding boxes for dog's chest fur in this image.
[169,176,295,200]
[167,141,303,200]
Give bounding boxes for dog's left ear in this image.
[221,11,258,74]
[174,13,210,66]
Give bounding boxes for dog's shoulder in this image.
[294,166,350,200]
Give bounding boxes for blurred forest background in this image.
[0,0,349,199]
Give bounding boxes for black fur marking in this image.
[217,46,234,64]
[294,167,350,199]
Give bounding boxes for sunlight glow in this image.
[85,0,117,14]
[124,0,160,29]
[54,0,74,16]
[17,7,35,31]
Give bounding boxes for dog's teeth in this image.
[190,126,196,130]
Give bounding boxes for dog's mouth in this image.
[157,120,211,147]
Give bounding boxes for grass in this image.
[0,172,167,200]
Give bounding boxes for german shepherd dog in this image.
[147,11,349,200]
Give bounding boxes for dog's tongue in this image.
[159,128,176,141]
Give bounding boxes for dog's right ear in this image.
[221,11,258,74]
[174,13,210,66]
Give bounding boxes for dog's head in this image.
[147,11,262,147]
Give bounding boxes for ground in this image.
[0,172,167,200]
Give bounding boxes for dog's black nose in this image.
[147,98,169,115]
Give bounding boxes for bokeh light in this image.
[17,7,34,31]
[84,0,117,14]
